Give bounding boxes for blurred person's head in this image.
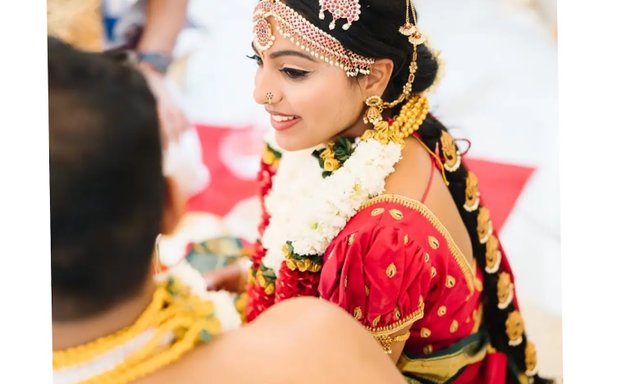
[251,0,439,151]
[49,37,183,322]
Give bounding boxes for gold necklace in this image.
[53,278,221,384]
[361,94,429,145]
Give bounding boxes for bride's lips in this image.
[266,109,301,131]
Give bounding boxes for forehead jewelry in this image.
[266,91,274,105]
[319,0,362,31]
[253,0,374,77]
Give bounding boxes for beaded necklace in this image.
[53,277,222,384]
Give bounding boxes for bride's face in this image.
[251,20,366,151]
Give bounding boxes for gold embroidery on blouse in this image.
[359,195,475,294]
[367,304,425,337]
[386,263,397,278]
[389,209,404,220]
[428,236,440,249]
[371,207,385,216]
[354,307,363,320]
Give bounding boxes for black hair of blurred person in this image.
[49,36,165,321]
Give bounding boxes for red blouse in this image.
[319,194,509,383]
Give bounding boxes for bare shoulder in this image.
[137,298,404,383]
[245,298,406,384]
[384,136,435,201]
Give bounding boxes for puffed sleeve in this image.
[318,204,434,334]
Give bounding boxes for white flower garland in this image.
[260,135,403,275]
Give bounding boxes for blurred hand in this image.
[137,62,189,145]
[203,262,247,293]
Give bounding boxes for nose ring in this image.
[266,91,274,105]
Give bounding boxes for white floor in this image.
[168,0,562,379]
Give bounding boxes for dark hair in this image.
[282,2,551,382]
[284,0,439,103]
[49,37,164,321]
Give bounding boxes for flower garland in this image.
[261,138,402,268]
[53,261,243,384]
[246,95,429,321]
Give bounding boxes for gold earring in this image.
[364,95,384,125]
[266,91,274,105]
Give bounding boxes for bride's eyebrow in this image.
[269,49,316,62]
[251,42,316,62]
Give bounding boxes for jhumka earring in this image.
[362,0,428,144]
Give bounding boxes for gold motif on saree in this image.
[450,320,459,334]
[485,235,502,273]
[464,172,480,212]
[437,306,447,317]
[354,306,363,320]
[386,263,397,278]
[476,207,493,244]
[446,275,456,288]
[440,131,461,172]
[497,272,514,309]
[506,311,524,346]
[420,327,432,338]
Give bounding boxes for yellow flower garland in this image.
[53,278,222,384]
